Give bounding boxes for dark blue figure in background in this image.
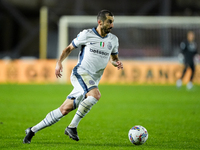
[176,31,199,89]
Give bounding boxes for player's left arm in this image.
[110,54,123,70]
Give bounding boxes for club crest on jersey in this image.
[100,42,105,48]
[89,80,95,85]
[107,42,112,50]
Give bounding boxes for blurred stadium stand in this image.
[0,0,200,59]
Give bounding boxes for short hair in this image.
[97,10,114,22]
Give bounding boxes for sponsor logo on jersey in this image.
[90,48,109,56]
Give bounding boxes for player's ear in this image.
[98,19,103,25]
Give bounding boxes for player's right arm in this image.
[55,29,87,78]
[55,43,75,78]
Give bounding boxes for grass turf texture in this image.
[0,84,200,150]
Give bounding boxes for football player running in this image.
[23,10,123,143]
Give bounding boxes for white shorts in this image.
[67,69,98,109]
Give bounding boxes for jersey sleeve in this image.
[72,30,88,48]
[111,36,119,55]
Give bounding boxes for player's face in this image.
[102,16,114,34]
[187,32,195,42]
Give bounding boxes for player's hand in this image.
[55,61,63,78]
[113,61,124,70]
[116,61,123,70]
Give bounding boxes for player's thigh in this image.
[68,75,86,109]
[68,73,100,107]
[71,73,99,99]
[80,74,101,100]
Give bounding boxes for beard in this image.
[102,26,112,34]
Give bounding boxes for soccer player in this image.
[176,31,199,89]
[23,10,123,144]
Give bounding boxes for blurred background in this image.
[1,0,200,59]
[0,0,200,84]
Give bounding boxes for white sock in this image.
[31,108,63,133]
[69,96,98,128]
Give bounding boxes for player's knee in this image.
[60,106,72,115]
[92,90,101,100]
[87,88,101,100]
[94,92,101,100]
[88,93,101,101]
[59,100,74,115]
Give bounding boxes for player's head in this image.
[97,10,114,22]
[97,10,114,34]
[187,31,195,42]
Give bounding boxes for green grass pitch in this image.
[0,84,200,150]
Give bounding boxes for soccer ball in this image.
[128,125,148,145]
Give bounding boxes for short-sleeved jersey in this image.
[180,40,197,64]
[71,27,119,81]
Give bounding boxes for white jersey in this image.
[72,27,119,81]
